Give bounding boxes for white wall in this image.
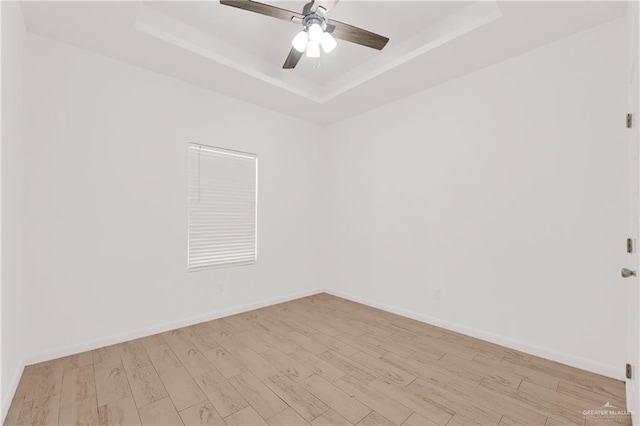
[1,1,26,417]
[21,34,327,361]
[325,18,629,379]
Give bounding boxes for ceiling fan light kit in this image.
[308,21,324,43]
[320,32,337,53]
[292,30,308,52]
[292,20,337,56]
[219,0,389,69]
[306,40,320,58]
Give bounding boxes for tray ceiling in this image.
[21,1,627,124]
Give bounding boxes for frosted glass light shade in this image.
[306,41,320,58]
[308,23,323,44]
[320,32,337,53]
[292,30,308,53]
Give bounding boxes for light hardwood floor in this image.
[4,293,631,426]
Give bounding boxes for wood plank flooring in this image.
[4,293,631,426]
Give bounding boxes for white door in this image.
[627,4,639,424]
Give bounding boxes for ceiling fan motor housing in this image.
[303,14,326,31]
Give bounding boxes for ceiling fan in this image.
[219,0,389,69]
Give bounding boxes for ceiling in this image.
[21,1,627,125]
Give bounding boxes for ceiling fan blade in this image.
[326,20,389,50]
[283,48,304,69]
[220,0,304,23]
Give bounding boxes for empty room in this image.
[1,0,639,425]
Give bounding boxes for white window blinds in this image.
[188,143,258,270]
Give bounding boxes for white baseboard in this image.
[325,289,624,381]
[23,287,325,366]
[2,360,25,423]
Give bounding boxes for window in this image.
[188,143,257,270]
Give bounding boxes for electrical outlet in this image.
[433,289,441,300]
[218,283,225,294]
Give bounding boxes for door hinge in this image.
[627,238,633,253]
[626,363,633,379]
[627,113,633,129]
